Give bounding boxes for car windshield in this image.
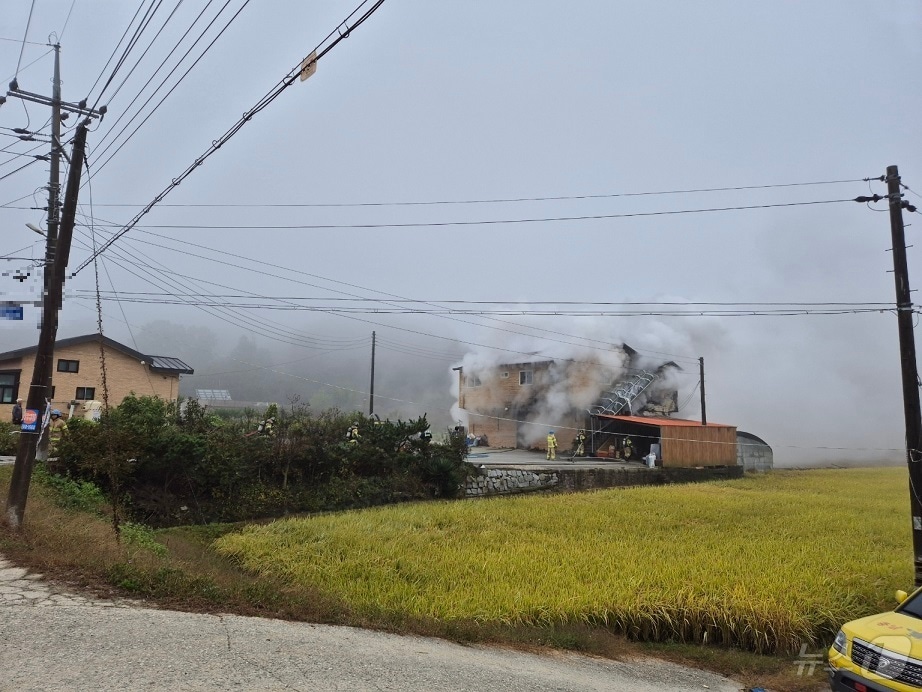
[899,591,922,620]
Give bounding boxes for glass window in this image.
[519,370,533,385]
[75,387,95,400]
[0,371,18,404]
[57,359,79,373]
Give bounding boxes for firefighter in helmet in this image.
[546,430,558,461]
[574,429,586,458]
[345,423,360,445]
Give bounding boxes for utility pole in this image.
[885,165,922,587]
[4,48,105,529]
[369,331,376,416]
[699,357,707,425]
[6,123,89,529]
[35,44,63,462]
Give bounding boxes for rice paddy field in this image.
[213,467,912,654]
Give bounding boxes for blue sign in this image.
[21,408,40,432]
[0,305,23,320]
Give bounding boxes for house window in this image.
[75,387,95,400]
[500,372,509,379]
[466,375,482,388]
[57,359,79,373]
[519,370,533,385]
[0,371,19,403]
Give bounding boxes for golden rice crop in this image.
[213,468,911,653]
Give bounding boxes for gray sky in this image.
[1,1,921,464]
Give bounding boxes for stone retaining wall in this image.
[464,465,743,498]
[464,469,559,497]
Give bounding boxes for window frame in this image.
[75,386,96,401]
[0,370,20,404]
[519,370,533,385]
[57,359,80,374]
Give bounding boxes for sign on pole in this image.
[21,409,39,432]
[299,51,318,81]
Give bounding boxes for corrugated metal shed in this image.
[593,415,737,467]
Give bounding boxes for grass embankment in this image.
[214,467,911,655]
[0,466,908,692]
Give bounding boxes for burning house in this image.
[457,344,724,465]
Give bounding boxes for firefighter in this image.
[48,409,67,454]
[546,430,558,461]
[623,435,633,460]
[345,423,360,445]
[574,429,586,458]
[256,416,276,436]
[421,427,432,443]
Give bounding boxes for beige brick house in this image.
[457,346,681,452]
[0,334,193,420]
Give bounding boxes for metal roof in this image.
[196,389,232,400]
[595,414,734,428]
[147,355,194,375]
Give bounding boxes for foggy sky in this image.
[1,1,921,465]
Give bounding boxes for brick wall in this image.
[0,341,181,421]
[461,361,595,450]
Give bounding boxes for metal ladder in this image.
[589,370,657,417]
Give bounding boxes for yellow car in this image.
[828,588,922,691]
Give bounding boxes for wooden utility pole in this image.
[699,357,707,425]
[5,123,88,529]
[368,331,376,415]
[37,44,62,461]
[885,165,922,587]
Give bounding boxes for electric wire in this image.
[78,221,704,365]
[90,0,168,109]
[72,0,389,275]
[101,0,189,107]
[71,214,380,349]
[89,0,246,169]
[80,198,858,232]
[13,0,37,79]
[60,178,870,209]
[86,0,217,155]
[84,1,152,104]
[1,48,53,86]
[58,0,79,42]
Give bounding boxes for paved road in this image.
[0,557,744,692]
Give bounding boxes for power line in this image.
[13,0,37,78]
[58,0,79,41]
[89,0,249,173]
[78,220,704,363]
[90,0,169,108]
[73,0,388,275]
[78,198,858,232]
[71,297,897,317]
[100,0,191,107]
[74,292,895,308]
[54,178,870,209]
[1,48,53,86]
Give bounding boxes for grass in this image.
[3,465,906,692]
[214,467,911,655]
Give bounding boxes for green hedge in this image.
[52,396,471,526]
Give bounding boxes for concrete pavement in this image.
[0,556,745,691]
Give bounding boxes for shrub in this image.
[120,521,168,557]
[32,465,107,513]
[48,396,470,525]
